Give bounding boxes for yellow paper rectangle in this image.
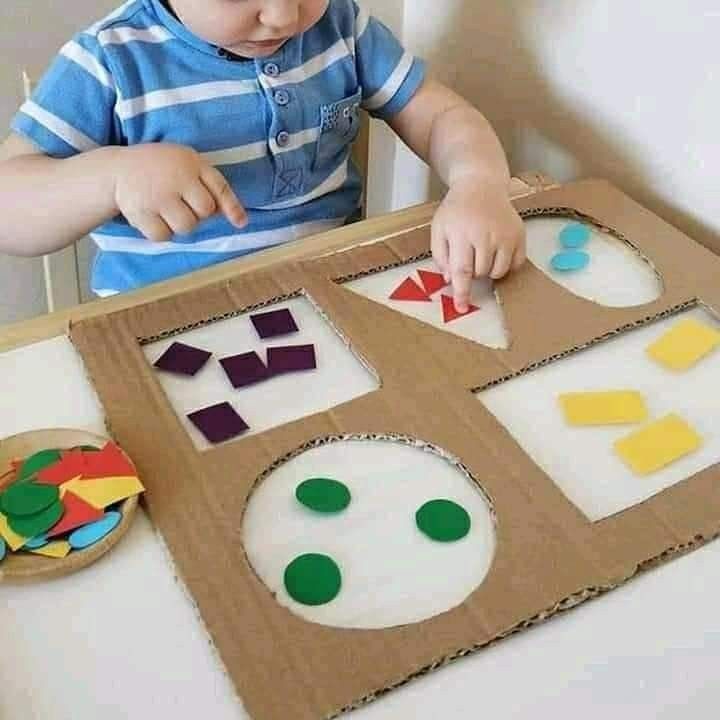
[559,390,648,426]
[0,512,28,551]
[31,541,71,559]
[61,475,144,509]
[647,318,720,371]
[614,414,702,476]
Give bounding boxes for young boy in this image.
[0,0,525,311]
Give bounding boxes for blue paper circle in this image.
[0,537,6,562]
[24,535,49,550]
[559,223,591,249]
[551,250,590,272]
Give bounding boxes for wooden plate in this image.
[0,428,139,583]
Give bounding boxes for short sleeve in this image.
[352,1,426,120]
[10,32,119,158]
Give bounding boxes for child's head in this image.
[168,0,330,57]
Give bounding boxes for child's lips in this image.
[247,38,287,48]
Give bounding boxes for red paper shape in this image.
[82,443,136,479]
[441,294,480,323]
[47,491,104,537]
[418,270,447,296]
[389,277,430,302]
[37,450,85,486]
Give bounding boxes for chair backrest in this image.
[351,110,370,219]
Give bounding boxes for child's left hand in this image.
[431,179,526,312]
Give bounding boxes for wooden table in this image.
[7,175,720,720]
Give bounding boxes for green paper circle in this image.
[18,449,61,481]
[416,499,471,542]
[0,481,59,517]
[284,553,342,606]
[9,500,64,539]
[296,478,351,514]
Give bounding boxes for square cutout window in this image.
[478,307,720,521]
[143,296,379,450]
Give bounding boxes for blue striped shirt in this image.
[11,0,425,296]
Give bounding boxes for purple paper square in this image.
[154,342,212,376]
[220,351,270,388]
[267,344,317,375]
[250,308,299,339]
[188,402,249,444]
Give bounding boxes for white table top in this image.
[3,216,719,720]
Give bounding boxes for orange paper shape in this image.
[47,491,104,537]
[389,277,431,302]
[37,450,86,486]
[417,269,447,296]
[441,294,479,323]
[82,442,136,479]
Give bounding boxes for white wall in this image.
[0,1,116,324]
[394,0,720,253]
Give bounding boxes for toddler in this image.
[0,0,525,311]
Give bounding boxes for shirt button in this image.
[275,90,290,106]
[264,62,280,77]
[276,131,290,147]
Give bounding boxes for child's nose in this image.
[259,0,300,32]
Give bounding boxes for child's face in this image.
[169,0,330,57]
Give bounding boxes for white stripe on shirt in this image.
[60,41,114,90]
[355,6,371,43]
[203,126,320,166]
[364,51,414,110]
[264,38,351,87]
[19,101,99,152]
[98,25,173,47]
[258,158,349,210]
[85,0,137,36]
[116,79,258,120]
[91,218,344,255]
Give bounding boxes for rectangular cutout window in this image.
[477,307,720,521]
[143,296,379,450]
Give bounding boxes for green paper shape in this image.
[17,449,62,481]
[72,445,101,452]
[416,499,471,542]
[296,478,351,514]
[284,553,342,606]
[0,481,59,517]
[9,500,64,539]
[0,537,6,562]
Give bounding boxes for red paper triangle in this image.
[441,294,480,323]
[82,442,136,479]
[47,491,104,537]
[417,269,447,296]
[389,277,431,302]
[37,450,85,486]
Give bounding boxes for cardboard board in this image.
[70,180,720,720]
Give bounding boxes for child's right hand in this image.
[112,143,248,242]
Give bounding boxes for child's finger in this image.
[161,199,200,236]
[449,243,475,313]
[511,243,527,270]
[490,247,513,279]
[201,167,248,228]
[431,222,449,280]
[134,211,173,243]
[183,183,217,221]
[475,244,494,278]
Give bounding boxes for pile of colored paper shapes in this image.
[153,307,318,445]
[551,222,592,273]
[0,442,144,563]
[388,268,480,323]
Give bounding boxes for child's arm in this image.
[0,135,247,257]
[388,79,526,311]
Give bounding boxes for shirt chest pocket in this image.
[313,88,362,171]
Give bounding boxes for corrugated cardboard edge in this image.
[68,179,720,720]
